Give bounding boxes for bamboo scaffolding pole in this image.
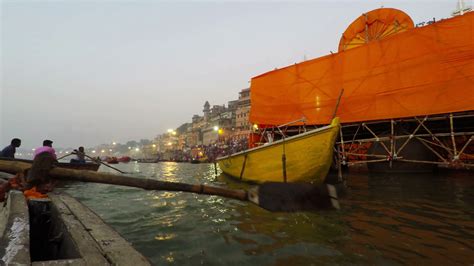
[396,116,427,155]
[415,137,449,162]
[397,159,450,165]
[415,117,453,156]
[347,158,388,165]
[332,111,474,168]
[339,127,347,164]
[417,138,455,153]
[345,158,474,168]
[362,123,391,155]
[335,146,343,183]
[346,124,361,154]
[344,152,389,158]
[276,117,306,130]
[457,136,474,159]
[397,159,474,168]
[340,112,474,129]
[336,132,474,144]
[450,113,458,158]
[390,119,395,168]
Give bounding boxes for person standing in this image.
[0,138,21,158]
[33,140,57,160]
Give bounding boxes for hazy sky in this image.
[0,0,461,149]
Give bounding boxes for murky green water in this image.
[59,162,474,265]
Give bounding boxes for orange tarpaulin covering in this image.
[249,12,474,127]
[338,8,414,52]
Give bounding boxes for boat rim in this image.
[0,157,99,165]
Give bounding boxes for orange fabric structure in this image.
[249,12,474,127]
[338,8,414,52]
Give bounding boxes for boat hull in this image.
[217,118,340,184]
[55,162,100,171]
[0,158,100,171]
[0,189,150,265]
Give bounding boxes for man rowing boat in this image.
[70,146,86,164]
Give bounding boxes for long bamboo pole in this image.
[83,154,126,174]
[0,160,339,212]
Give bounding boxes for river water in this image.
[58,162,474,265]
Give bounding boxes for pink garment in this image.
[34,146,57,160]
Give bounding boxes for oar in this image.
[57,153,74,161]
[83,154,128,174]
[0,160,338,212]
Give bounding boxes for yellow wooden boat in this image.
[217,117,340,184]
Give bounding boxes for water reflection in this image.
[60,163,474,265]
[338,172,474,265]
[155,233,175,241]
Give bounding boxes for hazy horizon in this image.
[1,0,461,149]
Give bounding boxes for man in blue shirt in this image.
[0,138,21,158]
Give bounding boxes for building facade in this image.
[235,88,251,140]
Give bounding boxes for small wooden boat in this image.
[0,158,100,172]
[105,157,119,164]
[58,161,100,171]
[0,189,151,265]
[217,117,340,184]
[137,158,158,163]
[118,156,131,163]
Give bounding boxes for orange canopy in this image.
[338,8,414,52]
[249,11,474,126]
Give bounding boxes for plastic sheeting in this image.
[249,11,474,126]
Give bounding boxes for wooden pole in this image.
[331,88,344,120]
[83,154,126,174]
[0,160,339,212]
[57,153,74,161]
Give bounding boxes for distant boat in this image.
[217,118,340,184]
[105,157,119,164]
[0,158,100,171]
[57,161,101,171]
[190,159,201,164]
[190,157,208,164]
[118,156,131,163]
[137,158,159,163]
